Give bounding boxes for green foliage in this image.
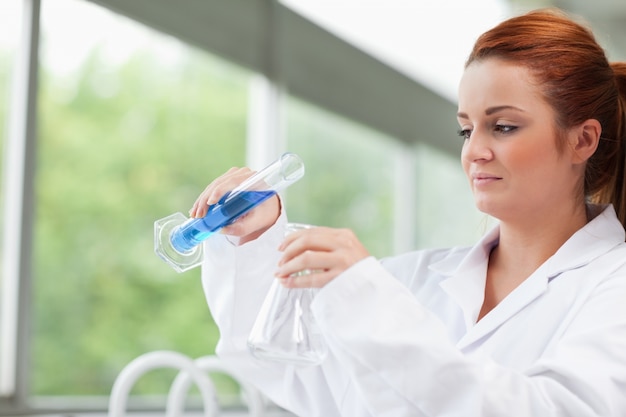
[32,46,248,395]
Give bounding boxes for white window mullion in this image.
[0,0,40,402]
[393,143,417,253]
[246,74,287,169]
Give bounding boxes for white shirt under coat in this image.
[201,204,626,417]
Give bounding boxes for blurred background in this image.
[1,0,624,415]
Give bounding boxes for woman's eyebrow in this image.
[457,105,526,119]
[485,105,525,115]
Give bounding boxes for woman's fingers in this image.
[275,227,370,288]
[189,167,252,218]
[187,167,281,241]
[278,269,337,289]
[220,195,280,241]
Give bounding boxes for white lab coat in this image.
[201,204,626,417]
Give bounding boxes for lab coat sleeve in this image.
[200,210,350,417]
[311,256,626,417]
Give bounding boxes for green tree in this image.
[33,45,248,396]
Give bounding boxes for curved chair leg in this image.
[167,355,265,417]
[108,350,218,417]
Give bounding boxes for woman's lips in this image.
[472,173,502,186]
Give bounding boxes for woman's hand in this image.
[275,227,370,288]
[189,167,281,244]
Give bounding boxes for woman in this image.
[190,9,626,417]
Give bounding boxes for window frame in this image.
[0,0,40,408]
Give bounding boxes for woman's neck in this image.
[477,202,589,322]
[496,202,588,268]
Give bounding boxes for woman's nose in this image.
[461,130,494,163]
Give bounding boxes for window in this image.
[414,143,489,249]
[284,97,485,260]
[285,96,398,258]
[31,0,249,406]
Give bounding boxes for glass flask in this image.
[154,152,305,273]
[247,223,328,366]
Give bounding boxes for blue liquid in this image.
[170,190,276,253]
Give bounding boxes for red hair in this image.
[466,9,626,229]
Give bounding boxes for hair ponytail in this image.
[591,62,626,229]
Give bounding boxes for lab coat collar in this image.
[432,226,497,331]
[431,204,625,345]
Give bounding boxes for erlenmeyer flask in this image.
[247,223,327,366]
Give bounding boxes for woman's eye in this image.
[494,124,517,134]
[457,129,472,140]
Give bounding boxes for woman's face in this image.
[457,58,579,222]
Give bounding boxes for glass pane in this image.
[34,0,248,403]
[285,96,397,258]
[285,95,488,259]
[414,143,490,248]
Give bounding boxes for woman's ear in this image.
[568,119,601,164]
